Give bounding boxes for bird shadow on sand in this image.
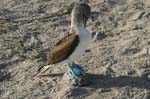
[38,72,150,89]
[36,73,150,98]
[66,73,150,98]
[87,73,150,90]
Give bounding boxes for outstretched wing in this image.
[46,33,79,65]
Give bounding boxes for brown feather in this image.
[46,32,79,65]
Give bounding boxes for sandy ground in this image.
[0,0,150,99]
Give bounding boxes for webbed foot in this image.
[63,62,89,87]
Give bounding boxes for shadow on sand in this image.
[40,73,150,90]
[87,73,150,89]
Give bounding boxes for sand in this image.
[0,0,150,99]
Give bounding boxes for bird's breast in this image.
[68,30,91,61]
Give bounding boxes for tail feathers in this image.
[34,65,53,77]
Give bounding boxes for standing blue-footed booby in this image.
[36,3,91,85]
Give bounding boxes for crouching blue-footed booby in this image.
[36,3,92,86]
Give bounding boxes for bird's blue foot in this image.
[63,62,89,86]
[69,62,85,77]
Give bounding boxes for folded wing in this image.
[46,33,80,65]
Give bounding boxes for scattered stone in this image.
[98,88,112,93]
[142,0,150,8]
[147,74,150,80]
[85,49,91,53]
[127,70,136,75]
[130,11,145,21]
[145,94,150,99]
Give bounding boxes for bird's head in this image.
[71,3,91,28]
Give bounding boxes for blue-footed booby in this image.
[36,3,91,80]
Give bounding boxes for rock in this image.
[145,94,150,99]
[142,68,150,81]
[130,11,145,21]
[147,74,150,80]
[142,0,150,8]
